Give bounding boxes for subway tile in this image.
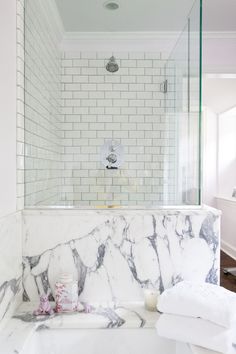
[23,42,175,206]
[97,83,112,91]
[73,107,89,114]
[89,76,104,83]
[81,68,97,75]
[97,99,113,107]
[62,59,73,67]
[137,60,152,68]
[73,75,89,83]
[81,99,97,107]
[81,130,97,138]
[73,91,89,99]
[121,60,137,67]
[89,123,105,130]
[65,67,81,75]
[73,59,89,67]
[113,99,129,107]
[81,51,97,59]
[81,83,97,91]
[129,83,144,91]
[89,91,105,99]
[113,83,129,91]
[105,91,121,99]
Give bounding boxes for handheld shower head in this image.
[106,56,119,73]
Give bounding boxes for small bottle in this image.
[55,273,78,313]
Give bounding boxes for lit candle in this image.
[143,289,159,311]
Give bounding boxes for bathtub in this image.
[22,329,194,354]
[0,302,217,354]
[216,196,236,259]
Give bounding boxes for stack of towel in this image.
[156,281,236,354]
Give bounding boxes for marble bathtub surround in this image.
[0,302,158,354]
[0,302,224,354]
[22,207,220,304]
[0,212,22,327]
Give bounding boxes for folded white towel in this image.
[190,344,230,354]
[157,281,236,328]
[156,314,235,354]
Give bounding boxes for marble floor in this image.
[220,251,236,292]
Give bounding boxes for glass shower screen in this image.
[23,0,202,207]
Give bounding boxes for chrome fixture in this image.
[106,56,119,73]
[106,153,117,165]
[161,79,168,94]
[101,140,124,169]
[103,1,119,10]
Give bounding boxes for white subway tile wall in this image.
[21,1,177,207]
[60,52,177,206]
[16,0,25,210]
[24,0,63,206]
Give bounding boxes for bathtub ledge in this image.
[0,302,160,354]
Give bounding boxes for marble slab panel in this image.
[22,207,221,303]
[0,212,22,326]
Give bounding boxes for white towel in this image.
[157,281,236,328]
[156,314,235,354]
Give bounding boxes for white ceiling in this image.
[55,0,236,33]
[203,0,236,32]
[55,0,195,32]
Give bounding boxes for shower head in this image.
[106,56,119,73]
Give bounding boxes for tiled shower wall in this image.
[22,0,177,207]
[60,52,176,206]
[24,0,63,206]
[17,0,25,210]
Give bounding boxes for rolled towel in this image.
[156,314,235,354]
[157,281,236,328]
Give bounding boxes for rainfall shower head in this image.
[106,56,119,73]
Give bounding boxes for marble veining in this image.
[0,278,21,322]
[22,208,220,303]
[0,212,22,326]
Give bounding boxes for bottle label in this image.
[55,282,78,313]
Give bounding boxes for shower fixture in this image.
[103,1,119,10]
[106,56,119,73]
[160,79,168,94]
[101,140,124,169]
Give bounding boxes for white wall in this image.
[203,92,236,259]
[202,107,218,207]
[0,0,17,217]
[203,76,236,114]
[217,197,236,260]
[202,77,236,206]
[218,107,236,198]
[203,37,236,74]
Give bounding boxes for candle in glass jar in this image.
[143,289,159,311]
